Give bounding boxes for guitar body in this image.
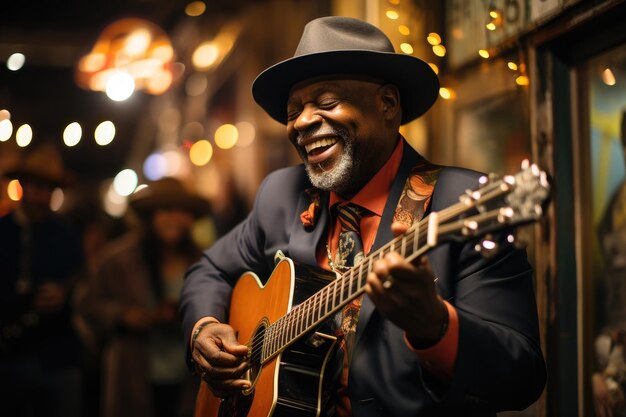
[195,259,338,417]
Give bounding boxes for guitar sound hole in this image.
[244,320,267,393]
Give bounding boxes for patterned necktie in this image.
[332,203,367,366]
[333,203,366,270]
[330,203,367,415]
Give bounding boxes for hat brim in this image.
[252,50,439,125]
[129,193,211,219]
[4,168,68,187]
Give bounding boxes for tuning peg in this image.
[474,234,498,257]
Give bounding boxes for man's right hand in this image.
[191,322,251,397]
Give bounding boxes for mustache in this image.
[296,126,348,145]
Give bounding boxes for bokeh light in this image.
[398,25,410,36]
[236,121,256,147]
[50,188,64,211]
[16,124,32,147]
[63,122,82,147]
[105,71,135,101]
[192,42,219,70]
[7,53,26,71]
[602,68,616,86]
[428,63,439,74]
[113,169,138,196]
[214,124,238,149]
[95,121,116,145]
[7,180,23,201]
[104,182,128,218]
[186,1,206,16]
[439,88,455,100]
[143,152,168,181]
[400,43,413,54]
[478,49,490,59]
[385,10,399,20]
[0,119,13,142]
[189,140,213,166]
[427,33,441,46]
[432,45,446,57]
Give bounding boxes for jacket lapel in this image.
[355,142,424,345]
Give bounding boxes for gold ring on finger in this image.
[383,275,394,290]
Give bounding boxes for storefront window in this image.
[589,43,626,416]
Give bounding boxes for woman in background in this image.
[79,177,210,417]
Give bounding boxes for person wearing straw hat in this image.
[0,143,84,417]
[79,177,210,417]
[180,16,546,416]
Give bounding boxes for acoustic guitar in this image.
[194,161,551,417]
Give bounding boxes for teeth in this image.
[305,138,338,153]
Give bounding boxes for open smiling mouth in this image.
[305,137,339,163]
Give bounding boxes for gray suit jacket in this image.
[180,141,546,416]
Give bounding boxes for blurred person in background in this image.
[78,177,210,417]
[0,142,85,417]
[593,111,626,417]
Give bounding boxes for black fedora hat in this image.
[128,177,210,219]
[252,16,439,125]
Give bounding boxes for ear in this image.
[379,84,401,122]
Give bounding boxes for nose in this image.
[293,104,322,133]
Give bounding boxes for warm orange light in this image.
[428,63,439,74]
[602,68,616,86]
[400,43,413,54]
[515,75,530,86]
[214,124,238,149]
[190,140,213,166]
[439,88,455,100]
[478,49,490,59]
[507,62,518,70]
[76,18,175,97]
[7,179,23,201]
[185,1,206,17]
[386,10,399,20]
[427,33,441,46]
[398,25,410,36]
[432,45,446,57]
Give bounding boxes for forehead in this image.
[287,76,384,105]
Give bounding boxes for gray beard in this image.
[297,127,357,195]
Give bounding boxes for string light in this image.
[432,45,446,57]
[400,43,414,54]
[398,25,410,36]
[486,22,496,31]
[507,62,518,70]
[478,49,490,59]
[439,88,455,100]
[427,33,441,46]
[385,10,399,20]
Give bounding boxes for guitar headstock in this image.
[436,160,551,248]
